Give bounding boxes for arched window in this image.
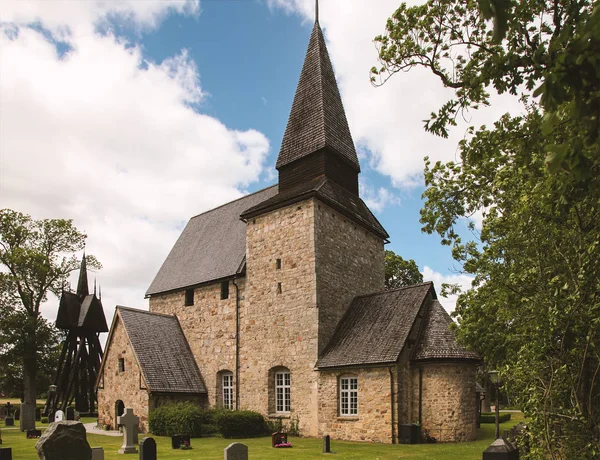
[216,370,234,410]
[268,366,291,414]
[339,375,358,416]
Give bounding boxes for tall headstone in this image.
[139,437,156,460]
[20,402,35,432]
[117,408,139,454]
[91,447,104,460]
[34,421,92,460]
[323,435,331,453]
[224,442,248,460]
[0,447,12,460]
[66,408,75,421]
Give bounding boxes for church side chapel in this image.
[97,6,480,444]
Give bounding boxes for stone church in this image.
[96,14,480,443]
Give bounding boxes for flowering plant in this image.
[180,440,191,450]
[274,442,292,448]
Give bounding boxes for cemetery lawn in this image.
[2,412,525,459]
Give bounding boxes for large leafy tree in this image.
[384,250,423,289]
[0,209,99,428]
[372,0,599,457]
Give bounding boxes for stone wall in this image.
[149,279,241,408]
[314,202,385,353]
[318,366,395,443]
[97,316,149,431]
[410,362,478,442]
[241,200,320,436]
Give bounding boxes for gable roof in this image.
[241,177,388,240]
[55,291,108,332]
[100,306,206,394]
[317,283,434,368]
[276,21,359,172]
[412,300,481,362]
[146,185,278,296]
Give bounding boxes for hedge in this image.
[480,412,511,424]
[216,410,268,438]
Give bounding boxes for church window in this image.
[221,281,229,300]
[222,372,234,410]
[118,358,125,373]
[185,288,194,306]
[277,282,282,294]
[276,258,282,270]
[339,376,358,416]
[275,371,291,413]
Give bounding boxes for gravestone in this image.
[140,437,156,460]
[35,407,41,421]
[3,418,13,427]
[3,404,11,418]
[224,442,248,460]
[91,447,104,460]
[54,410,64,422]
[26,428,42,438]
[35,421,92,460]
[20,402,35,431]
[0,447,12,460]
[66,408,75,421]
[0,426,2,444]
[3,403,13,427]
[117,408,139,454]
[323,435,331,453]
[171,434,190,449]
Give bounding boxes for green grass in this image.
[1,412,525,459]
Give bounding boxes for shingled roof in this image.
[241,177,388,239]
[412,300,480,362]
[111,307,206,394]
[276,20,359,172]
[146,185,278,296]
[317,283,434,368]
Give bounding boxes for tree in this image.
[0,209,100,429]
[384,250,423,289]
[372,1,599,457]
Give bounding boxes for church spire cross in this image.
[315,0,319,22]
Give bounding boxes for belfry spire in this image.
[76,251,89,298]
[315,0,319,22]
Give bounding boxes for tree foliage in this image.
[373,0,599,457]
[384,250,423,289]
[0,210,100,418]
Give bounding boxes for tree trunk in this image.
[21,315,37,431]
[482,374,492,412]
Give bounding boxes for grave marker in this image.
[0,447,12,460]
[91,447,104,460]
[224,442,248,460]
[323,435,331,453]
[66,407,75,421]
[54,410,64,422]
[117,408,139,454]
[35,421,92,460]
[140,437,157,460]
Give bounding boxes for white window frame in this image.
[275,371,291,413]
[222,373,234,410]
[340,376,358,416]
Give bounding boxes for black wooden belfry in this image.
[45,254,108,416]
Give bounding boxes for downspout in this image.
[418,367,423,426]
[232,277,240,410]
[389,366,396,444]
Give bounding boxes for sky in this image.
[0,0,520,334]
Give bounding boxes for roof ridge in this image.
[189,184,278,220]
[353,281,434,299]
[116,305,175,319]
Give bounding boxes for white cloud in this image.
[267,0,523,190]
[0,1,269,332]
[359,179,399,213]
[421,266,474,314]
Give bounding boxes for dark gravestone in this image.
[35,421,92,460]
[66,408,75,421]
[0,426,2,444]
[140,437,157,460]
[3,418,13,427]
[26,429,42,438]
[224,442,248,460]
[271,432,287,447]
[0,447,12,460]
[482,438,520,460]
[35,407,41,421]
[171,434,190,449]
[323,435,331,453]
[3,404,11,418]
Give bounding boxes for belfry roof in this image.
[276,20,359,172]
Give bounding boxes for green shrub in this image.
[480,413,511,424]
[41,417,48,424]
[148,403,205,437]
[216,410,268,438]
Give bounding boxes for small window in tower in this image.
[118,358,125,373]
[276,258,282,270]
[221,281,229,300]
[277,282,282,294]
[185,288,194,306]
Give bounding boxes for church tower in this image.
[239,5,388,436]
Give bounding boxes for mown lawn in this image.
[1,412,525,459]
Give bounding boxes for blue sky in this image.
[0,0,516,324]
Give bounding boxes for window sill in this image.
[337,416,359,421]
[268,414,291,419]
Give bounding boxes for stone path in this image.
[83,422,122,437]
